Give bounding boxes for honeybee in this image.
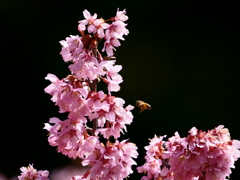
[136,100,151,113]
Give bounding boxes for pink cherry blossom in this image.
[86,93,134,139]
[45,74,90,115]
[44,117,87,159]
[138,126,240,180]
[78,10,97,34]
[44,73,61,95]
[92,18,110,38]
[165,126,240,180]
[44,73,69,103]
[115,8,128,21]
[80,136,104,166]
[110,20,129,38]
[43,9,139,180]
[102,30,121,57]
[68,52,100,81]
[101,20,129,57]
[99,60,123,93]
[83,140,138,180]
[18,164,49,180]
[60,35,83,62]
[137,135,173,180]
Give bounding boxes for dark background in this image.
[1,0,240,179]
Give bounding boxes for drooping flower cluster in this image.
[18,164,49,180]
[43,9,138,180]
[59,9,128,92]
[137,125,240,180]
[80,140,138,180]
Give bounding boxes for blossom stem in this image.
[90,78,99,134]
[83,170,90,179]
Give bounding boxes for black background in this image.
[1,0,240,179]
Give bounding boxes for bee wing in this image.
[145,103,151,110]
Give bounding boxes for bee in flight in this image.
[136,100,151,113]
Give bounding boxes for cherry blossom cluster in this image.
[17,8,240,180]
[59,9,129,93]
[31,9,137,180]
[18,164,49,180]
[137,125,240,180]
